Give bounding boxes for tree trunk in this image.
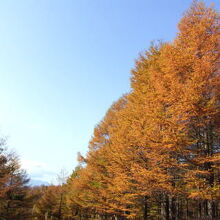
[58,193,63,220]
[143,196,148,220]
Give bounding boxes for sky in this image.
[0,0,219,183]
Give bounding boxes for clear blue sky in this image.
[0,0,218,183]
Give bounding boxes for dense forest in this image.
[0,1,220,220]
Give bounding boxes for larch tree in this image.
[55,1,220,220]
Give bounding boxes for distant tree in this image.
[34,184,71,220]
[0,145,34,220]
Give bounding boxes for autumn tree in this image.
[67,96,132,219]
[0,146,34,220]
[34,184,71,220]
[57,1,220,220]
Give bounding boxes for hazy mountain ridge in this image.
[29,179,49,186]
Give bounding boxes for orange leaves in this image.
[65,1,220,219]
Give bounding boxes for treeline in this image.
[64,2,220,220]
[1,1,220,220]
